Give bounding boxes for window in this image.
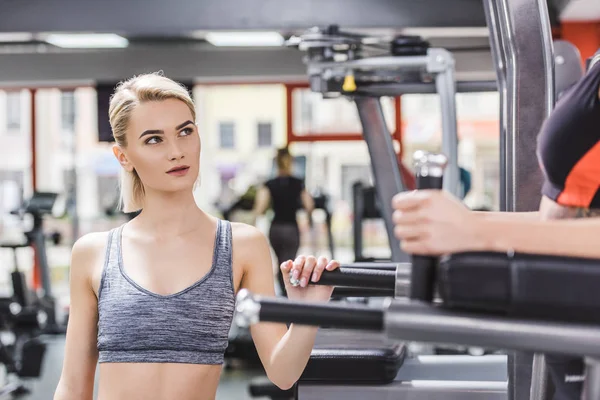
[219,122,235,149]
[61,91,76,132]
[257,122,272,147]
[6,92,21,131]
[291,86,397,137]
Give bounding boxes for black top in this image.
[265,176,305,225]
[536,59,600,209]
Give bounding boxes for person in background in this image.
[253,147,315,296]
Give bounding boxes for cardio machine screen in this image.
[25,192,58,215]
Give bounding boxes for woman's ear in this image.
[112,144,134,172]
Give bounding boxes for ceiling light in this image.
[205,31,284,47]
[0,33,34,42]
[44,33,129,49]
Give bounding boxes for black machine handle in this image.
[313,267,396,290]
[410,151,448,302]
[332,287,395,297]
[235,290,384,331]
[343,262,398,271]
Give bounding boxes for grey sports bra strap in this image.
[213,219,234,291]
[98,226,122,300]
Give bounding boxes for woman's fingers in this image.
[311,257,329,283]
[298,256,317,287]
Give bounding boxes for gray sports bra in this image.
[96,219,235,365]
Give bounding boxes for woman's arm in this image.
[252,186,271,216]
[233,224,337,390]
[392,190,600,258]
[301,189,315,214]
[54,234,105,400]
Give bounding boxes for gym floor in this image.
[15,335,267,400]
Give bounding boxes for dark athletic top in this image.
[97,219,235,364]
[265,176,305,225]
[537,58,600,209]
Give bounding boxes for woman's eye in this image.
[145,136,162,145]
[180,127,194,136]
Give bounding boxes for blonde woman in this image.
[54,73,339,400]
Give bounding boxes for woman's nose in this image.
[168,141,184,160]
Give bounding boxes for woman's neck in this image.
[130,189,209,238]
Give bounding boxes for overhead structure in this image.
[288,25,465,263]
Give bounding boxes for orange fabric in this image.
[557,141,600,207]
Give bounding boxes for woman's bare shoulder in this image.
[229,222,266,245]
[70,231,113,278]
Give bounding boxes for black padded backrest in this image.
[437,252,600,324]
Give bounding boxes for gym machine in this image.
[238,156,600,400]
[247,25,510,400]
[248,154,507,399]
[1,192,67,335]
[237,248,600,400]
[287,25,466,263]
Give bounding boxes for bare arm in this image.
[234,224,336,390]
[481,211,600,258]
[301,189,315,214]
[474,211,540,220]
[252,186,271,216]
[392,190,600,258]
[54,234,105,400]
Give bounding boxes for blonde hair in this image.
[109,72,196,213]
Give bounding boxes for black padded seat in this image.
[248,329,406,399]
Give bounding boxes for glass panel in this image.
[292,88,396,135]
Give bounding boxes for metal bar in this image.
[384,301,600,359]
[500,0,555,212]
[235,290,384,330]
[332,287,394,297]
[30,89,37,191]
[583,358,600,400]
[530,353,550,400]
[308,56,429,73]
[352,182,364,261]
[316,268,396,290]
[355,80,498,96]
[491,0,557,398]
[429,51,461,197]
[484,0,509,211]
[298,381,507,400]
[342,262,401,270]
[32,229,52,298]
[355,97,408,262]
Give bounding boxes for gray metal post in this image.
[483,0,508,211]
[354,97,408,263]
[428,49,460,198]
[498,0,555,212]
[484,0,556,398]
[530,353,550,400]
[583,358,600,400]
